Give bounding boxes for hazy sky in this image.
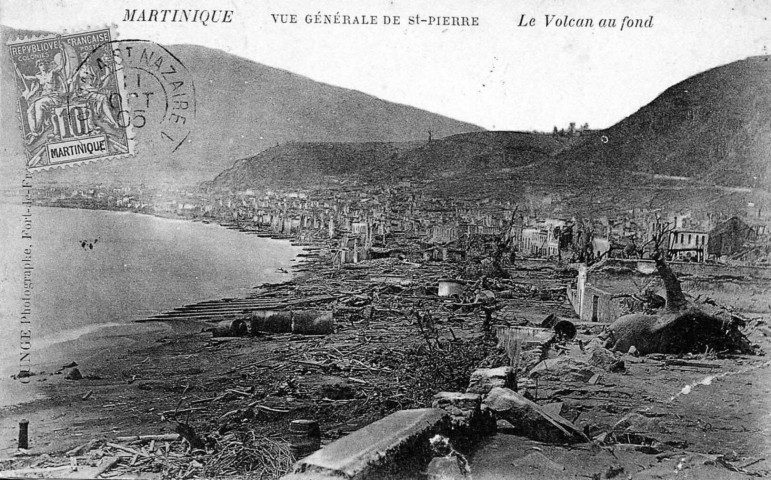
[2,0,769,130]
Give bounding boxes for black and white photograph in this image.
[1,0,770,478]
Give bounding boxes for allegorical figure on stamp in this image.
[15,56,67,144]
[9,28,134,169]
[71,50,121,131]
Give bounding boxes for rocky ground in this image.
[471,324,771,479]
[0,253,768,479]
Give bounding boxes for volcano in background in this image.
[2,24,768,195]
[207,56,771,193]
[550,55,771,189]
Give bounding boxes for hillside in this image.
[208,56,771,196]
[551,56,771,188]
[206,141,421,190]
[0,27,483,188]
[205,131,568,190]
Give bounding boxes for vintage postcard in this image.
[1,0,770,478]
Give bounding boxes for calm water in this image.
[0,204,302,375]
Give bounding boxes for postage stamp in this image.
[7,28,133,170]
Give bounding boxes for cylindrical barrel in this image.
[212,318,248,337]
[18,419,29,449]
[289,419,320,458]
[292,311,334,335]
[438,279,463,297]
[250,310,293,334]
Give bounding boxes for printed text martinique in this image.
[123,9,233,26]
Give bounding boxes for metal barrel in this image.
[292,311,334,335]
[250,310,292,334]
[289,419,320,458]
[212,318,248,337]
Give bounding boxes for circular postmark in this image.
[83,39,196,154]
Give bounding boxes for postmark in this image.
[106,39,197,154]
[8,28,133,170]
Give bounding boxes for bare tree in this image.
[648,222,687,311]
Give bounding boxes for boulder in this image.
[483,387,587,444]
[529,356,595,382]
[466,367,516,395]
[65,368,83,380]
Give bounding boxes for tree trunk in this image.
[652,250,687,311]
[175,422,205,450]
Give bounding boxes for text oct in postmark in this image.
[109,40,197,154]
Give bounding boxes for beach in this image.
[0,204,302,408]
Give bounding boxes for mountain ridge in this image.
[204,131,572,190]
[206,55,771,194]
[549,55,771,188]
[0,26,484,188]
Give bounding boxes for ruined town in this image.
[4,128,771,478]
[2,9,771,480]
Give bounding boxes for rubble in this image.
[431,392,495,437]
[589,347,626,372]
[606,411,669,448]
[529,356,596,382]
[5,214,768,480]
[318,376,355,400]
[466,366,517,394]
[64,368,83,380]
[482,387,587,444]
[425,455,469,480]
[426,434,472,479]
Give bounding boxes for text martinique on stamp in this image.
[8,28,133,171]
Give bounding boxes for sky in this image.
[1,0,770,131]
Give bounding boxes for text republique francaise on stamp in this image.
[8,28,133,170]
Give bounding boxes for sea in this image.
[0,204,302,391]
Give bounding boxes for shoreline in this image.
[0,204,311,409]
[28,200,311,245]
